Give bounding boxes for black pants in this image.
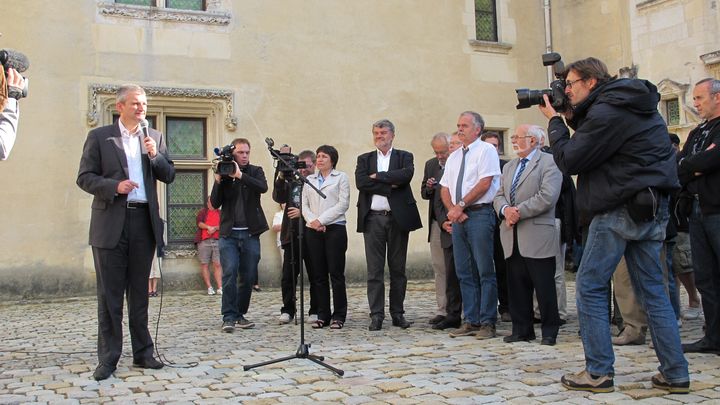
[443,244,462,323]
[280,235,316,317]
[494,223,509,314]
[306,224,348,323]
[92,206,155,367]
[364,212,409,319]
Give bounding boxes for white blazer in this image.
[302,169,351,226]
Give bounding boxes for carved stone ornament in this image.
[87,83,237,131]
[97,1,231,26]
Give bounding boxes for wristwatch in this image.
[458,200,466,208]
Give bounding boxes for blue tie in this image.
[510,158,528,206]
[455,148,468,204]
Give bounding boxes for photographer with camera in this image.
[0,67,26,161]
[538,57,688,393]
[272,148,319,325]
[210,138,269,333]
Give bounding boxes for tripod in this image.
[244,140,344,376]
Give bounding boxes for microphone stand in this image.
[243,140,344,376]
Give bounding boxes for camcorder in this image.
[212,144,236,177]
[0,49,30,99]
[515,52,569,112]
[266,138,306,177]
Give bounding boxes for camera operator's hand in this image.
[287,206,301,219]
[117,180,139,194]
[230,161,243,180]
[142,135,157,158]
[539,94,560,120]
[6,69,25,99]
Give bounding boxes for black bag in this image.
[626,187,659,223]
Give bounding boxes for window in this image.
[475,0,498,42]
[167,170,207,243]
[114,0,205,11]
[665,98,680,126]
[482,129,506,156]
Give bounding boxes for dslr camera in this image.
[266,138,306,177]
[212,144,236,177]
[0,49,30,99]
[515,52,569,112]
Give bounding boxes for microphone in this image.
[265,137,274,148]
[139,119,150,139]
[0,49,30,72]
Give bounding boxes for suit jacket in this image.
[77,123,175,250]
[211,164,269,236]
[355,148,422,233]
[302,169,350,226]
[420,157,444,242]
[493,150,561,259]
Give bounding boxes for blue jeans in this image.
[577,197,688,383]
[689,201,720,346]
[452,206,497,325]
[219,230,260,322]
[664,238,681,319]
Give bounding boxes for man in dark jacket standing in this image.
[678,78,720,354]
[211,138,269,333]
[539,57,688,394]
[356,119,422,331]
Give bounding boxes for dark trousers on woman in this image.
[506,245,560,340]
[306,224,348,324]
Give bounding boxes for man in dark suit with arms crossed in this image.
[77,84,175,381]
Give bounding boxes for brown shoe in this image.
[475,324,496,339]
[449,323,481,338]
[561,370,614,393]
[612,326,646,346]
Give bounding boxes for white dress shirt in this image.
[370,148,392,211]
[439,138,500,206]
[118,120,148,202]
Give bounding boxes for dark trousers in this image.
[494,223,509,314]
[280,235,316,317]
[506,237,560,339]
[92,206,155,367]
[443,245,462,322]
[689,202,720,346]
[306,224,348,323]
[364,212,409,319]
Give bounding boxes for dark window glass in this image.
[475,0,498,42]
[166,117,206,159]
[666,99,680,126]
[166,0,205,10]
[167,170,206,244]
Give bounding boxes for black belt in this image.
[127,201,149,209]
[464,203,491,212]
[369,210,391,216]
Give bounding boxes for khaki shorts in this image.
[672,232,693,275]
[198,238,220,264]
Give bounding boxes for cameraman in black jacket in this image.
[539,57,688,394]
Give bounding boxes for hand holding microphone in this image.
[139,119,157,158]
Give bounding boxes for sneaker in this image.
[207,287,216,295]
[651,373,689,394]
[612,326,646,346]
[475,323,496,340]
[221,321,235,333]
[278,313,293,324]
[236,316,255,329]
[217,288,223,295]
[561,370,614,393]
[683,305,703,321]
[306,314,318,324]
[449,323,481,338]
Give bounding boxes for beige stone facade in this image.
[0,0,718,297]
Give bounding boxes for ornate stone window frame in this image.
[467,0,513,54]
[657,79,692,129]
[700,50,720,79]
[97,0,231,26]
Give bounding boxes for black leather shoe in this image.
[503,334,536,343]
[133,357,164,369]
[682,338,720,354]
[428,315,445,325]
[391,315,412,329]
[432,318,461,330]
[541,337,557,346]
[368,316,383,331]
[93,364,116,381]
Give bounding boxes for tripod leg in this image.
[307,355,344,376]
[243,354,297,371]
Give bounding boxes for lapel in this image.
[388,149,399,171]
[318,171,337,191]
[107,123,130,178]
[516,152,540,188]
[369,150,378,173]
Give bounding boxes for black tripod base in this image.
[243,344,344,376]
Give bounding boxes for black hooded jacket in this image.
[547,78,680,225]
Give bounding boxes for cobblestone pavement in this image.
[1,280,719,404]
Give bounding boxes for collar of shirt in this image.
[376,147,393,158]
[118,120,142,138]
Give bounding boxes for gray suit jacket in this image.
[77,122,175,250]
[493,150,562,259]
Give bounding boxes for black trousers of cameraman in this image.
[280,235,316,318]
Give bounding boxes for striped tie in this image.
[455,147,468,204]
[510,158,528,206]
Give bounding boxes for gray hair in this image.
[526,125,546,148]
[431,132,450,145]
[460,111,485,132]
[116,84,146,103]
[696,78,720,95]
[298,150,316,162]
[372,119,395,134]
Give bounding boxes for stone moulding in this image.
[700,50,720,66]
[87,83,238,131]
[97,2,231,26]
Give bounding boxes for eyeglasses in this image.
[565,78,586,89]
[510,135,531,141]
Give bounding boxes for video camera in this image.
[212,144,236,177]
[0,49,30,99]
[265,138,306,176]
[515,52,569,112]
